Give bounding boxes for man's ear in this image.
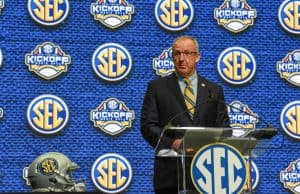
[196,54,201,63]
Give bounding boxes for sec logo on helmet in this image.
[23,152,86,192]
[155,0,194,31]
[92,43,132,82]
[27,0,70,26]
[280,101,300,139]
[27,94,69,135]
[217,47,256,85]
[278,0,300,34]
[91,153,132,193]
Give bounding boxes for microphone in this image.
[206,87,277,139]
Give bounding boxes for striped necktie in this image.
[183,78,195,119]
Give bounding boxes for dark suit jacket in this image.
[140,73,229,190]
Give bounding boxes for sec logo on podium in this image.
[191,143,247,194]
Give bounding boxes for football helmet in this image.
[23,152,86,192]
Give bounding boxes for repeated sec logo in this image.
[155,0,194,31]
[191,143,247,194]
[90,0,134,29]
[214,0,257,33]
[280,159,300,193]
[228,101,259,137]
[92,43,132,82]
[152,47,174,77]
[280,101,300,139]
[277,50,300,86]
[27,94,69,135]
[278,0,300,34]
[27,0,69,26]
[217,47,256,85]
[91,153,132,193]
[25,42,71,80]
[90,98,135,136]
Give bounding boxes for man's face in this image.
[172,38,200,78]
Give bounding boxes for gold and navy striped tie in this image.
[183,78,195,119]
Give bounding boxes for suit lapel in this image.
[167,74,186,111]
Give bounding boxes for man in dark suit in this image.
[141,36,230,194]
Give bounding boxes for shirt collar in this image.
[175,71,197,82]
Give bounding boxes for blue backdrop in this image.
[0,0,298,193]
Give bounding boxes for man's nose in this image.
[179,53,185,60]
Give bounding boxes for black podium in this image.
[155,126,277,194]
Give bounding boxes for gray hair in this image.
[172,35,200,53]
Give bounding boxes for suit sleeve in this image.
[215,86,230,128]
[140,82,173,148]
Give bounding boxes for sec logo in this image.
[38,158,58,175]
[155,0,194,31]
[191,143,247,194]
[27,94,69,135]
[92,43,132,82]
[278,0,300,34]
[217,47,256,85]
[27,0,70,26]
[91,153,132,193]
[280,101,300,139]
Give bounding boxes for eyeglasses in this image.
[172,51,198,58]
